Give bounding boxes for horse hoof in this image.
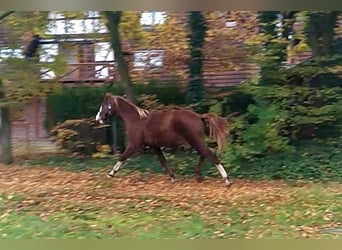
[224,179,232,189]
[170,177,176,183]
[196,178,203,183]
[107,173,114,178]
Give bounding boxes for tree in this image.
[0,11,16,164]
[0,11,64,164]
[257,11,287,85]
[0,80,13,164]
[104,11,135,103]
[304,11,340,57]
[225,11,342,161]
[285,12,341,58]
[186,11,207,108]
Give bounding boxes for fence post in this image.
[111,116,118,153]
[24,122,30,155]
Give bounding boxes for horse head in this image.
[95,93,114,124]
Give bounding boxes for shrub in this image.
[45,82,186,129]
[213,55,342,171]
[50,118,110,156]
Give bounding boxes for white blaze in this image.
[215,163,228,179]
[95,106,103,124]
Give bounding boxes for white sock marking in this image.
[215,163,228,180]
[109,161,123,176]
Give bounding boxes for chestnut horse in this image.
[95,93,231,187]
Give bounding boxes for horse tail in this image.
[201,113,228,152]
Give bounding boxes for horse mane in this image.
[113,96,149,119]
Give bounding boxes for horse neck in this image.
[115,98,143,127]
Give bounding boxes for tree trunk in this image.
[104,11,135,103]
[306,11,340,57]
[258,11,285,85]
[322,12,339,55]
[281,11,298,40]
[186,11,207,110]
[0,81,13,164]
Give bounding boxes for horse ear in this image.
[104,93,111,99]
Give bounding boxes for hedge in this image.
[45,82,186,129]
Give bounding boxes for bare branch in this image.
[0,11,15,21]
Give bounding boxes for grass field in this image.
[0,157,341,239]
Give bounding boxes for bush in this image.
[45,82,186,129]
[50,118,110,156]
[229,137,342,182]
[211,55,342,172]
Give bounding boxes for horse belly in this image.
[145,131,185,148]
[143,112,189,148]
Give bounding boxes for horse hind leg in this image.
[194,156,205,182]
[183,134,232,188]
[201,147,231,188]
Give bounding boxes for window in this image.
[46,11,108,35]
[84,11,100,18]
[40,68,56,80]
[46,19,66,35]
[47,11,64,20]
[91,19,108,34]
[39,43,59,80]
[0,48,23,61]
[134,50,163,69]
[39,43,58,62]
[95,42,114,62]
[66,19,85,34]
[94,42,114,79]
[140,12,166,27]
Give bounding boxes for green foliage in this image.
[256,11,288,85]
[220,112,291,172]
[207,55,342,174]
[234,137,342,182]
[2,11,49,36]
[240,12,341,163]
[138,93,190,111]
[304,11,340,57]
[46,86,104,128]
[242,104,292,154]
[239,83,341,140]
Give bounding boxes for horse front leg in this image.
[107,145,138,178]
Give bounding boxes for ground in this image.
[0,162,341,239]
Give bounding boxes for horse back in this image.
[147,109,202,130]
[141,109,204,147]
